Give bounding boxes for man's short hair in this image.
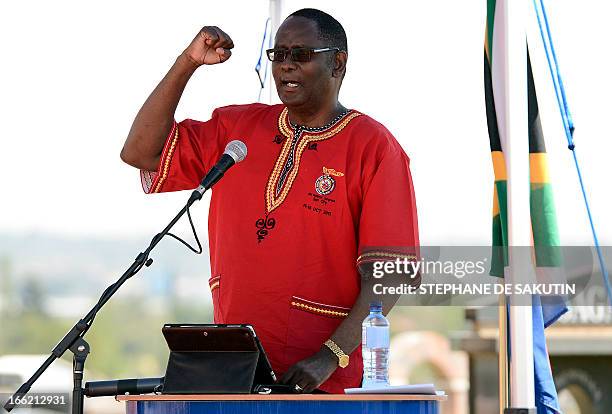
[288,8,348,52]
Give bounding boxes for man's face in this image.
[272,17,337,112]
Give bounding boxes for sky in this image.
[0,0,610,245]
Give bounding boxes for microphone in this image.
[84,377,164,397]
[189,140,247,204]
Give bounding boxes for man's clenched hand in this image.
[182,26,234,66]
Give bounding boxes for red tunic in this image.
[141,103,419,393]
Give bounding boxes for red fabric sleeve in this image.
[140,108,227,194]
[356,141,420,273]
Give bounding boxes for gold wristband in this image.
[324,339,349,368]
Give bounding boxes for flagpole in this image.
[502,0,536,411]
[498,295,509,413]
[268,0,282,104]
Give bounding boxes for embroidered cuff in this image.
[140,121,179,194]
[356,250,417,266]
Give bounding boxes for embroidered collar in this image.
[255,106,362,242]
[278,107,356,138]
[266,107,362,215]
[288,109,351,132]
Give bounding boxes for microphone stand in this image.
[3,189,206,414]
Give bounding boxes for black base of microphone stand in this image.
[3,189,205,414]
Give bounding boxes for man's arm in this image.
[280,265,419,392]
[120,26,234,171]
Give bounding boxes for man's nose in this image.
[280,58,298,71]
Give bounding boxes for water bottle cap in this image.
[370,301,383,312]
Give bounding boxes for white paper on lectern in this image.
[344,383,442,394]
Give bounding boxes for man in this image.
[121,8,419,393]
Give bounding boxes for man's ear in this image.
[332,51,347,78]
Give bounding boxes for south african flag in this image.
[484,0,566,412]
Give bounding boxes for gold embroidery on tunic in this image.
[265,108,361,213]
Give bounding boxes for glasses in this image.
[266,47,340,63]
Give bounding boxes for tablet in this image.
[162,324,277,385]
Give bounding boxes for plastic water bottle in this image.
[361,301,390,388]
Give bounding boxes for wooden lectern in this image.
[117,393,446,414]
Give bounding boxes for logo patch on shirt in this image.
[315,167,344,196]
